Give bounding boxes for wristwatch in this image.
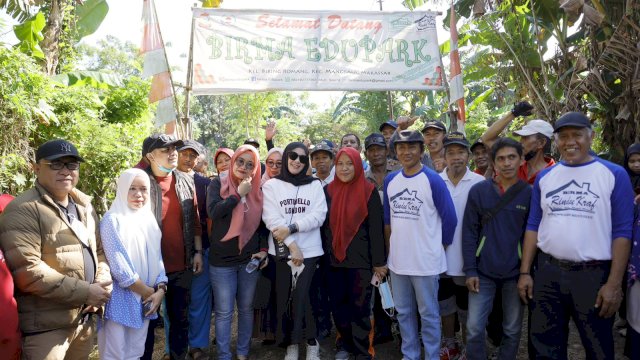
[194,249,203,255]
[154,282,168,293]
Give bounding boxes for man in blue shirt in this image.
[518,112,634,359]
[462,138,531,360]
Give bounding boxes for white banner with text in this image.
[192,8,445,94]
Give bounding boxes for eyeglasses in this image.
[42,161,80,171]
[235,158,255,170]
[288,152,309,164]
[266,160,282,168]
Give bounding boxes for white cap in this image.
[513,119,554,139]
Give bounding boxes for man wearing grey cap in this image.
[0,139,112,359]
[518,112,634,358]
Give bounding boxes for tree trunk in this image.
[41,0,64,75]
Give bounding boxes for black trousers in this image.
[530,253,614,360]
[166,270,193,360]
[275,256,319,345]
[329,267,373,360]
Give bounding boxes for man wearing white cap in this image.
[512,119,555,184]
[480,102,555,184]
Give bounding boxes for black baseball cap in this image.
[310,142,333,157]
[365,133,387,149]
[394,130,424,144]
[421,120,447,133]
[553,112,591,132]
[244,138,260,148]
[379,120,398,132]
[443,132,470,148]
[178,139,203,156]
[145,134,184,154]
[470,140,486,152]
[36,139,85,162]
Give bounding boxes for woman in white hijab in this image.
[98,168,168,360]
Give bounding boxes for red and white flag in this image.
[141,0,177,135]
[449,2,466,133]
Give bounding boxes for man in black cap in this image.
[311,140,335,186]
[177,140,213,359]
[379,120,398,146]
[422,120,448,173]
[0,139,112,359]
[518,112,634,358]
[470,140,489,176]
[438,132,485,358]
[384,130,457,360]
[144,134,204,360]
[364,133,399,200]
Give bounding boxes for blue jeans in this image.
[466,275,523,360]
[209,263,259,360]
[189,248,213,349]
[390,271,440,360]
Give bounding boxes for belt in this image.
[540,252,610,271]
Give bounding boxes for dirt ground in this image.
[90,314,629,359]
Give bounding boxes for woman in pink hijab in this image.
[206,145,266,360]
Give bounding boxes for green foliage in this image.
[78,36,144,77]
[103,77,152,124]
[13,11,45,59]
[0,0,39,22]
[75,0,109,38]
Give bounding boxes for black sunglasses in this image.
[288,152,309,164]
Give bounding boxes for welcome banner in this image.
[192,8,445,95]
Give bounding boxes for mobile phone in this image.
[143,301,153,314]
[371,273,381,287]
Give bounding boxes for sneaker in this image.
[285,344,299,360]
[335,348,350,360]
[306,340,320,360]
[440,344,461,360]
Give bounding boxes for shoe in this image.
[439,344,461,360]
[335,348,350,360]
[306,340,320,360]
[285,344,299,360]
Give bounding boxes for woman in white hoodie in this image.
[262,142,327,360]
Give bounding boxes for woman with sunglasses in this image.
[206,145,267,360]
[323,147,387,360]
[262,147,284,185]
[262,142,327,360]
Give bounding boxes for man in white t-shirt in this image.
[383,130,457,360]
[518,112,634,358]
[438,132,484,358]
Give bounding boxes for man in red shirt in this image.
[144,134,203,360]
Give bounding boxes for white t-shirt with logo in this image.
[383,166,457,276]
[440,168,485,276]
[527,158,634,261]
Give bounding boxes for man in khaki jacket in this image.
[0,139,111,359]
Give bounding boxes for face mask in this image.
[524,150,537,162]
[149,155,175,174]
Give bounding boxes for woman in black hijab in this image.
[261,142,328,360]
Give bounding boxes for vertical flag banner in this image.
[141,0,178,133]
[449,3,466,133]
